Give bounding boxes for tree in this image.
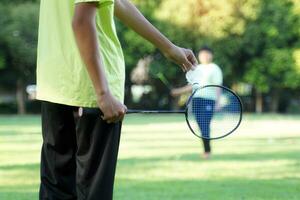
[0,3,39,114]
[0,5,9,70]
[242,0,300,112]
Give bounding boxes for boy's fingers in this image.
[101,116,114,124]
[102,112,119,122]
[123,105,128,113]
[190,54,198,66]
[181,64,187,72]
[104,105,127,123]
[186,49,198,66]
[182,60,193,71]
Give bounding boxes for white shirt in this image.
[186,63,223,100]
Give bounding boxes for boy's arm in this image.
[171,85,193,97]
[114,0,197,72]
[72,3,127,123]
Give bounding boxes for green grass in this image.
[0,114,300,200]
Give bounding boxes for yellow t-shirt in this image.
[36,0,125,107]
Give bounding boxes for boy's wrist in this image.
[159,41,175,57]
[95,87,110,98]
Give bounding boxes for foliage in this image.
[246,49,300,92]
[242,0,300,93]
[0,5,9,70]
[0,0,299,112]
[154,0,259,38]
[2,3,39,83]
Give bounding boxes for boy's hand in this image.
[164,45,198,72]
[97,92,127,123]
[170,88,181,97]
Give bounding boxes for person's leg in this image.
[76,112,122,200]
[201,99,215,154]
[202,138,211,153]
[39,102,77,200]
[193,98,214,154]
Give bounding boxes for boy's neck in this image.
[201,62,212,65]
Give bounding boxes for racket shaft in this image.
[127,110,184,114]
[81,108,185,115]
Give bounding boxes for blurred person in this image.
[171,47,223,159]
[36,0,197,199]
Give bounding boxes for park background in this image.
[0,0,299,199]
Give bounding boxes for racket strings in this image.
[186,86,242,139]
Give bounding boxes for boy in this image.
[36,0,197,199]
[171,47,223,159]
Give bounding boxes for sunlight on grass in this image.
[0,114,299,200]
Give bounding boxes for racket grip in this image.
[78,107,100,116]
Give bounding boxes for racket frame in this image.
[184,84,243,140]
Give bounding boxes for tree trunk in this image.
[255,90,263,113]
[16,79,26,115]
[270,90,280,113]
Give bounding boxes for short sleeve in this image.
[213,65,223,85]
[75,0,100,3]
[186,70,195,84]
[75,0,115,7]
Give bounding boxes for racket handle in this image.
[79,107,185,116]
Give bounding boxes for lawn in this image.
[0,114,299,200]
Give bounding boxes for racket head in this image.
[185,85,243,140]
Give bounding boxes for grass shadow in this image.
[114,178,300,200]
[0,163,40,171]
